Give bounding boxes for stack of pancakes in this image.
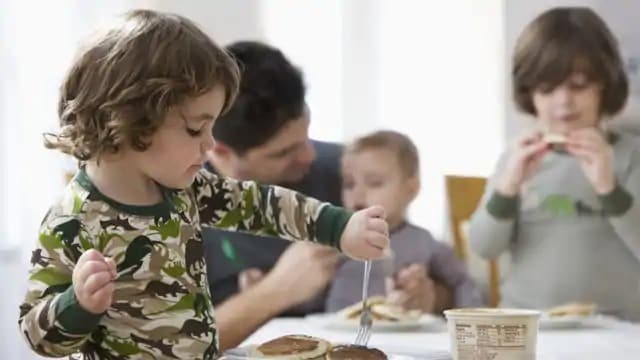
[249,335,387,360]
[338,296,421,322]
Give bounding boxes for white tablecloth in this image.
[240,315,640,359]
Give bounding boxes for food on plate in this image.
[247,335,387,359]
[248,335,330,359]
[546,302,596,318]
[326,345,388,360]
[338,296,421,322]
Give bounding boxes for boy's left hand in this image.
[566,128,615,194]
[340,205,389,260]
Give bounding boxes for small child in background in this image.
[326,130,484,313]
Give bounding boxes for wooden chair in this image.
[445,175,501,307]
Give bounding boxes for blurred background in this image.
[1,0,640,358]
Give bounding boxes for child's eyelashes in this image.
[186,127,203,137]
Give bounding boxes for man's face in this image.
[233,109,316,184]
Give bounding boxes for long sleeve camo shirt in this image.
[19,168,350,359]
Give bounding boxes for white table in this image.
[241,316,640,359]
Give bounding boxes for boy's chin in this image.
[156,175,196,190]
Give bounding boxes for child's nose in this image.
[552,86,573,106]
[201,133,215,153]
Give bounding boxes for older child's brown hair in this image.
[46,9,240,160]
[513,7,628,116]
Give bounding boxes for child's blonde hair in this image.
[345,130,419,177]
[45,9,240,160]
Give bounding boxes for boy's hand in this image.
[385,263,436,313]
[340,205,389,260]
[72,249,117,314]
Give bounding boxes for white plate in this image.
[221,346,450,360]
[305,313,445,332]
[538,314,594,329]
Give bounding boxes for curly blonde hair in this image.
[45,9,240,160]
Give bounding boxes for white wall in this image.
[376,0,505,237]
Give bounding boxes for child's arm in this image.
[468,153,517,260]
[566,129,640,260]
[600,148,640,260]
[192,170,351,249]
[18,216,106,357]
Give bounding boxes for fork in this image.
[354,259,373,346]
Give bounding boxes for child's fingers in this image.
[75,260,111,284]
[367,218,389,237]
[84,271,114,296]
[396,265,426,286]
[366,232,389,250]
[521,141,548,160]
[566,145,596,163]
[90,282,114,306]
[386,290,409,307]
[104,257,117,279]
[364,205,386,219]
[77,249,105,267]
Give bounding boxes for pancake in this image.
[547,302,596,318]
[543,133,567,144]
[543,133,568,151]
[326,345,388,360]
[249,335,331,360]
[370,303,421,322]
[339,296,421,322]
[338,296,387,319]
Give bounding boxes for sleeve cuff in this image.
[315,205,352,250]
[598,183,633,217]
[55,285,103,335]
[486,191,519,219]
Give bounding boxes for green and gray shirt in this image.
[18,168,350,359]
[469,132,640,320]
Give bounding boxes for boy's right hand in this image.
[72,249,117,314]
[497,129,549,196]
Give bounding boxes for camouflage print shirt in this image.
[18,168,350,359]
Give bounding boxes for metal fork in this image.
[354,259,373,346]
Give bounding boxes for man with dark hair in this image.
[203,41,343,350]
